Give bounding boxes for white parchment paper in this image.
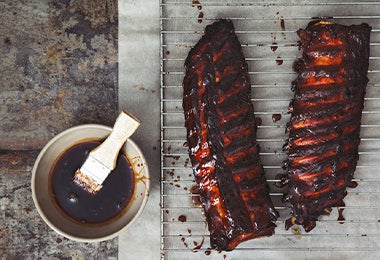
[118,0,161,259]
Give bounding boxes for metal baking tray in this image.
[160,1,380,258]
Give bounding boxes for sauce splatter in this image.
[198,12,204,23]
[184,158,190,167]
[272,113,282,122]
[276,58,283,65]
[181,236,189,248]
[192,0,201,8]
[178,215,187,222]
[271,42,278,52]
[338,208,345,224]
[348,181,358,188]
[192,0,204,23]
[191,236,205,252]
[280,18,286,30]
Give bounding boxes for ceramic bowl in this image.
[31,124,149,242]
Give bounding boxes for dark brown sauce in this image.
[181,236,189,248]
[191,236,205,252]
[272,113,282,122]
[276,58,283,65]
[348,181,358,188]
[49,140,135,224]
[192,0,200,7]
[280,18,285,30]
[271,42,278,52]
[184,158,190,167]
[178,214,187,222]
[198,12,204,23]
[192,0,202,10]
[338,208,345,224]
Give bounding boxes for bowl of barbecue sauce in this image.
[31,124,149,242]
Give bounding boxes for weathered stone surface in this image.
[0,0,118,150]
[0,150,118,258]
[0,0,119,257]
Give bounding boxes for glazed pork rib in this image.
[284,21,371,232]
[182,20,278,250]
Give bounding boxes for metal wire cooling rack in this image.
[160,1,380,259]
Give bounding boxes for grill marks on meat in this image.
[284,21,371,232]
[182,20,278,250]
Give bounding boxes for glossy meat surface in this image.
[284,21,371,232]
[182,20,278,250]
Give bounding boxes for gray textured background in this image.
[1,0,119,258]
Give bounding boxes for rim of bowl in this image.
[31,124,150,242]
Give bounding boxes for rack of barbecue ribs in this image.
[182,19,278,250]
[284,20,371,232]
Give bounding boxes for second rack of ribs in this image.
[283,20,371,232]
[182,20,278,251]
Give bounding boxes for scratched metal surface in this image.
[160,0,380,259]
[0,0,118,150]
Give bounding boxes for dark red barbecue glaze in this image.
[182,20,278,251]
[284,21,371,232]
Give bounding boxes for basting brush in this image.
[73,110,140,193]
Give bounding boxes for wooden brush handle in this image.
[90,110,141,170]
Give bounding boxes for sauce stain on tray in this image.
[272,113,282,122]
